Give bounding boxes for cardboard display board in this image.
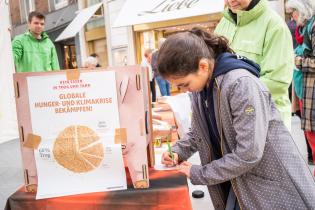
[14,66,154,196]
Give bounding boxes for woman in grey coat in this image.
[159,28,315,210]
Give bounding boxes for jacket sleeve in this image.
[296,25,315,73]
[51,45,60,70]
[214,18,226,36]
[259,24,294,99]
[151,51,159,74]
[189,76,270,185]
[12,37,23,65]
[171,128,198,161]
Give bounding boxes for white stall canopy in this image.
[0,1,18,143]
[55,2,103,42]
[114,0,224,27]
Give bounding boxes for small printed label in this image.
[245,106,255,115]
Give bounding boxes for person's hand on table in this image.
[178,161,192,178]
[161,152,192,178]
[161,151,179,166]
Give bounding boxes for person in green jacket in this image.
[215,0,294,131]
[12,11,60,72]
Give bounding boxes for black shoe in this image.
[295,110,301,118]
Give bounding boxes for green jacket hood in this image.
[25,30,49,41]
[223,0,267,26]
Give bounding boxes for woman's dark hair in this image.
[157,27,233,78]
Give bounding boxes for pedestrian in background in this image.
[286,0,315,167]
[151,38,171,96]
[285,5,314,164]
[90,53,101,67]
[83,56,98,69]
[141,49,156,102]
[286,18,298,112]
[215,0,294,130]
[12,11,60,72]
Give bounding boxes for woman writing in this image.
[160,28,315,209]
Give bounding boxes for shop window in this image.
[143,31,155,50]
[86,17,105,30]
[20,0,35,23]
[54,0,69,10]
[138,31,156,63]
[64,45,77,69]
[85,0,104,30]
[112,47,128,67]
[87,0,102,6]
[88,39,108,67]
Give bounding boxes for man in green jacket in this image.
[215,0,294,130]
[12,11,60,72]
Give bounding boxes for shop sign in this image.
[114,0,224,27]
[138,0,199,16]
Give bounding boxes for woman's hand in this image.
[178,161,192,178]
[161,151,179,166]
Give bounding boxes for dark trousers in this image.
[150,79,156,102]
[299,100,315,163]
[156,76,170,96]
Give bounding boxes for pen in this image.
[166,135,174,165]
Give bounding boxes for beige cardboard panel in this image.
[25,184,37,192]
[14,66,152,189]
[23,134,41,149]
[120,76,129,103]
[134,179,149,189]
[66,69,80,80]
[14,81,20,98]
[24,169,29,185]
[114,128,127,144]
[14,73,38,186]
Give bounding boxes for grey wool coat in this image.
[172,69,315,210]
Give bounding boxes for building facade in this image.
[9,0,286,70]
[9,0,79,69]
[76,0,135,68]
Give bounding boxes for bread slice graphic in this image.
[53,125,104,173]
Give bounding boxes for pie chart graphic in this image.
[53,125,104,173]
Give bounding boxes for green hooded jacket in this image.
[215,0,294,130]
[12,31,60,72]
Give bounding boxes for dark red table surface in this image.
[5,169,192,210]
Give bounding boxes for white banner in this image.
[165,93,192,139]
[114,0,224,27]
[27,71,127,199]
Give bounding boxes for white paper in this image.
[154,144,179,171]
[165,93,192,138]
[27,71,127,199]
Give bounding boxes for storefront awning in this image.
[55,2,102,42]
[113,0,225,28]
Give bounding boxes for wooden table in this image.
[5,170,192,210]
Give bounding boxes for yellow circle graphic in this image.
[53,125,104,173]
